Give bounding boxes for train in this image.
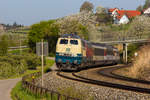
[55,34,120,70]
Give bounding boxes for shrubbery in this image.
[0,35,8,56]
[0,53,41,78]
[23,53,41,69]
[129,44,150,79]
[127,43,143,63]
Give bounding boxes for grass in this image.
[58,86,93,100]
[36,58,55,73]
[11,81,93,100]
[11,82,54,100]
[109,24,131,31]
[8,48,29,54]
[11,58,55,100]
[19,57,54,78]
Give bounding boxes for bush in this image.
[127,43,143,63]
[0,35,8,56]
[23,53,41,69]
[0,61,27,78]
[129,45,150,79]
[0,53,41,78]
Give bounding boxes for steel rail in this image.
[57,71,150,94]
[98,65,150,85]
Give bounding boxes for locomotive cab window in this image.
[70,40,78,45]
[60,39,68,44]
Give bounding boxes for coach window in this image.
[60,39,68,44]
[70,40,78,45]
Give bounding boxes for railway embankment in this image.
[114,45,150,81]
[35,71,150,100]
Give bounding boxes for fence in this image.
[22,72,80,100]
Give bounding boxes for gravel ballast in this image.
[35,71,150,100]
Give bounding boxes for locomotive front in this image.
[55,34,82,70]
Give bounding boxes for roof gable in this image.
[144,7,150,14]
[109,8,119,12]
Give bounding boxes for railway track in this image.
[57,65,150,94]
[98,65,150,85]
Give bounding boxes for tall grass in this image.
[129,45,150,79]
[11,82,53,100]
[58,86,94,100]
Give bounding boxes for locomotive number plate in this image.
[66,48,70,52]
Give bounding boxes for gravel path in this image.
[0,78,21,100]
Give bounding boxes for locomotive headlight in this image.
[72,54,77,57]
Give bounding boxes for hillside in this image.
[56,11,150,43]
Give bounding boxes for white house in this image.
[108,8,141,24]
[118,14,129,24]
[144,7,150,15]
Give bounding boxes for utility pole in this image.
[36,40,48,87]
[41,39,44,87]
[20,35,22,55]
[123,43,126,63]
[123,43,128,64]
[125,43,128,64]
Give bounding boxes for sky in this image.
[0,0,145,26]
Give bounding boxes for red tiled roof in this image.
[108,8,141,19]
[117,10,141,19]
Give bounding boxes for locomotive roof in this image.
[61,34,80,39]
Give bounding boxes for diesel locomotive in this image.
[55,34,120,70]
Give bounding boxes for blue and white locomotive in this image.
[55,34,120,70]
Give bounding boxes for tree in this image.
[127,16,150,38]
[95,7,112,24]
[13,22,17,27]
[80,1,94,12]
[57,18,89,40]
[28,20,60,54]
[96,6,106,14]
[136,5,143,12]
[143,0,150,9]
